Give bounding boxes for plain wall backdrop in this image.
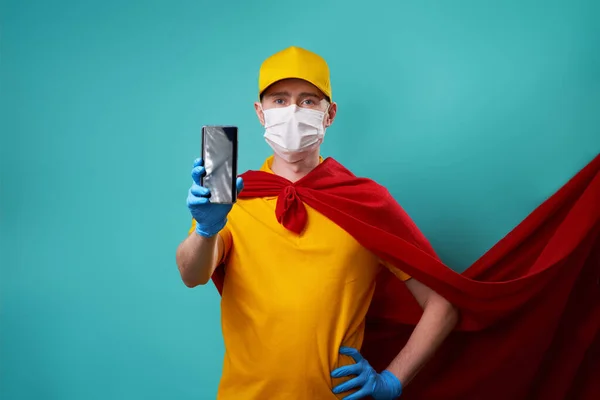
[1,0,599,399]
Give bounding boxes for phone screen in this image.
[201,125,238,204]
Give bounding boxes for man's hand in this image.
[331,347,402,400]
[187,158,243,237]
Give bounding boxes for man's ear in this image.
[325,102,337,127]
[254,102,265,126]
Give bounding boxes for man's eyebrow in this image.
[299,92,322,99]
[266,91,291,97]
[265,91,322,99]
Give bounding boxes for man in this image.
[176,46,458,400]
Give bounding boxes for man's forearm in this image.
[175,232,221,287]
[385,297,458,387]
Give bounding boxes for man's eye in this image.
[274,99,285,104]
[302,99,314,105]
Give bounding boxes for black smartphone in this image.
[201,125,238,204]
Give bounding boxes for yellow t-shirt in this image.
[189,157,410,399]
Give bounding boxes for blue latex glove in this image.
[331,347,403,400]
[186,158,243,237]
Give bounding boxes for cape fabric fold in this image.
[211,154,600,400]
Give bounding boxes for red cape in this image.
[211,154,600,400]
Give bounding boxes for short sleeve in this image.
[187,218,233,263]
[379,258,412,281]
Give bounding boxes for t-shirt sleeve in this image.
[187,218,233,263]
[379,258,412,281]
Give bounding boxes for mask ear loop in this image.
[324,103,332,128]
[258,103,266,126]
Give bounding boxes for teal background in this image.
[1,0,598,399]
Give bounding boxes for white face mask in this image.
[262,105,327,163]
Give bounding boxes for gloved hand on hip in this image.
[187,158,243,237]
[331,347,403,400]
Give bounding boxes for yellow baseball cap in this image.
[258,46,332,101]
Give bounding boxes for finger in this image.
[342,386,371,400]
[339,347,364,363]
[236,176,244,194]
[193,158,203,168]
[191,166,206,185]
[187,191,210,207]
[331,363,362,378]
[332,374,367,395]
[190,183,210,198]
